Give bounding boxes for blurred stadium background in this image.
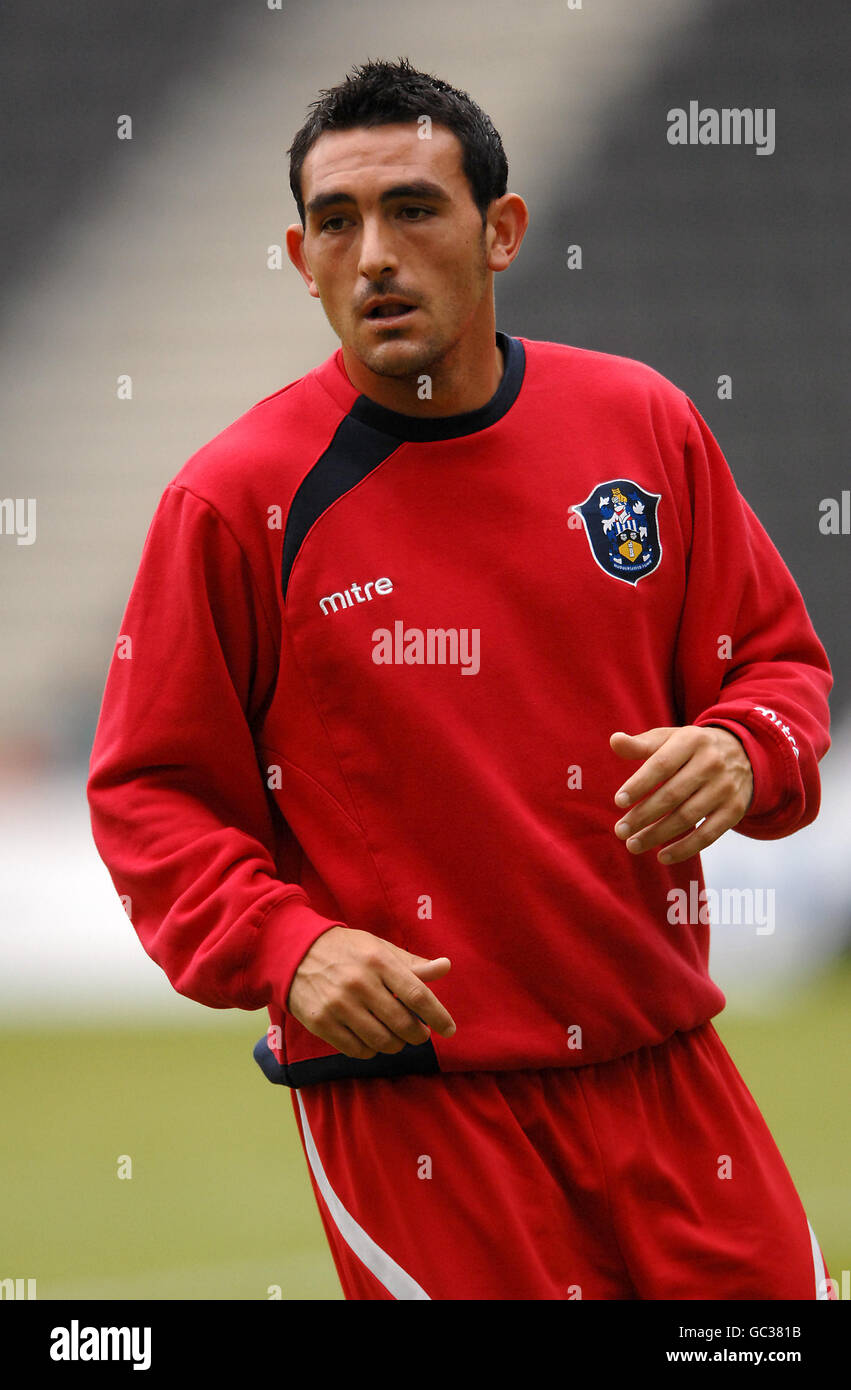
[1,0,848,1299]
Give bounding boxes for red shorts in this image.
[290,1020,832,1300]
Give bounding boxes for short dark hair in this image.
[287,57,508,229]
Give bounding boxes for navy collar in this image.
[347,332,525,441]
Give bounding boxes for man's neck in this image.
[340,334,505,419]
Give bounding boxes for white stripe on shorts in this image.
[808,1218,830,1299]
[295,1089,431,1300]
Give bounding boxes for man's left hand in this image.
[609,726,754,865]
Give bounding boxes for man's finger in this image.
[379,951,457,1037]
[656,808,733,864]
[614,761,708,841]
[338,1003,418,1054]
[307,1015,381,1061]
[356,981,437,1047]
[612,727,695,807]
[621,786,718,856]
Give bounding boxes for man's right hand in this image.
[286,926,456,1060]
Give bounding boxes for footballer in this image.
[87,58,834,1300]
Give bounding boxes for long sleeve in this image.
[673,400,833,839]
[86,482,344,1013]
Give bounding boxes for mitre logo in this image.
[571,479,662,585]
[319,576,394,614]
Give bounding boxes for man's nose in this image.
[357,216,398,283]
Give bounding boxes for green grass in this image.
[1,962,848,1299]
[712,959,851,1283]
[0,1018,342,1300]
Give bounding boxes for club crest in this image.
[571,479,662,586]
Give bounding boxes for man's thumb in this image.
[610,727,675,756]
[405,953,452,979]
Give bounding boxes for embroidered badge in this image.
[571,479,662,586]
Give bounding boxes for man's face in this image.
[290,122,492,379]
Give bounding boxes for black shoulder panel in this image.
[280,334,525,600]
[281,416,400,600]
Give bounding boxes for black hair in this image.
[287,56,508,228]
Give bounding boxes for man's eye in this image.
[320,207,433,232]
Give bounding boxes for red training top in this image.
[86,333,833,1087]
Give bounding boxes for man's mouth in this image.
[364,302,417,321]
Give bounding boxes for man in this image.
[87,57,834,1300]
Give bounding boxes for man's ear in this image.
[486,192,529,274]
[286,223,320,298]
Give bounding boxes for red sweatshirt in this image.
[86,333,832,1087]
